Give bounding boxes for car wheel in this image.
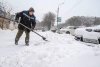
[75,36,79,40]
[80,37,83,42]
[66,31,70,34]
[98,38,100,44]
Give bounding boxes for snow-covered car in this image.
[51,26,57,33]
[60,26,80,35]
[74,25,100,44]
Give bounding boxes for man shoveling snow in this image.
[15,7,36,46]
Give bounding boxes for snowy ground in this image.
[0,29,100,67]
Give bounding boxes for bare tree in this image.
[42,12,56,30]
[94,17,100,25]
[0,1,12,29]
[64,16,97,27]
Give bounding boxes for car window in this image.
[94,29,100,32]
[86,29,92,32]
[69,27,74,29]
[74,27,79,29]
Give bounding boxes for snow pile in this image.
[0,30,100,67]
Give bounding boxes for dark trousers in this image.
[15,29,30,44]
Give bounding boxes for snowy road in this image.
[0,30,100,67]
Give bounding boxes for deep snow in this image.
[0,29,100,67]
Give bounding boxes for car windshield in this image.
[69,26,79,29]
[69,27,74,29]
[86,29,92,32]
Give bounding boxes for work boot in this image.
[25,41,29,46]
[25,43,29,46]
[15,40,18,45]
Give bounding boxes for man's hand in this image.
[30,28,33,31]
[30,26,35,31]
[32,26,35,29]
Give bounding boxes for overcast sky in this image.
[2,0,100,22]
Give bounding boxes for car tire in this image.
[98,38,100,44]
[75,36,83,41]
[80,37,83,42]
[66,31,70,34]
[75,36,79,40]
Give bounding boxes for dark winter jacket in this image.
[15,11,36,32]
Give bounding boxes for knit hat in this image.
[29,7,34,12]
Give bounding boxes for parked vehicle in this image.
[60,26,80,35]
[51,26,57,33]
[74,25,100,44]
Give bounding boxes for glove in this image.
[30,26,35,31]
[30,28,33,31]
[30,26,34,31]
[32,26,35,29]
